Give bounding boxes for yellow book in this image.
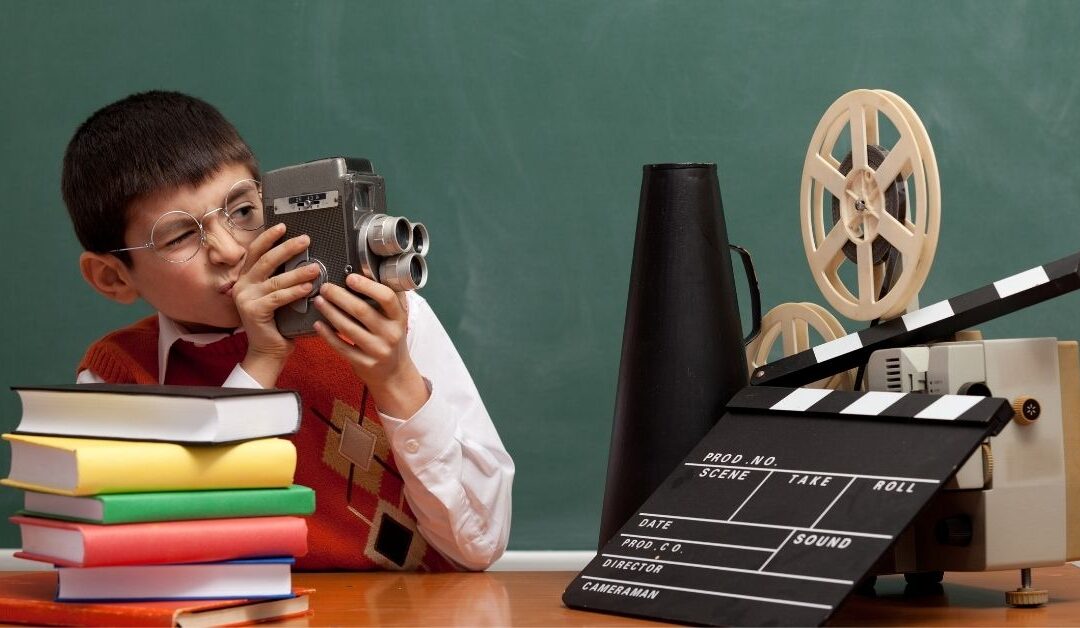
[1,434,296,496]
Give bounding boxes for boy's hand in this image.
[233,223,322,387]
[313,274,429,418]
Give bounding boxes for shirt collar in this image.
[156,313,244,384]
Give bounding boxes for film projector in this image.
[567,88,1080,626]
[747,89,1080,605]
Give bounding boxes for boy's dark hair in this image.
[61,90,258,265]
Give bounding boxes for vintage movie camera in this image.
[262,157,430,338]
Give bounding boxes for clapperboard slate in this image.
[563,386,1013,626]
[753,251,1080,388]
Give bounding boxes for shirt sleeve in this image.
[76,369,105,384]
[377,292,515,571]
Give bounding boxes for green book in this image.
[18,485,315,524]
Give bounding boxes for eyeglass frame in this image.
[108,178,265,264]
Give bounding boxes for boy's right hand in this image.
[232,223,321,387]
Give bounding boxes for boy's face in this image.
[121,162,258,333]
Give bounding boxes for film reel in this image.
[800,89,940,321]
[746,302,854,390]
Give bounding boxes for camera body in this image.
[262,157,430,338]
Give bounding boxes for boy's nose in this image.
[203,222,247,266]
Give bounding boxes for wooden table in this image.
[284,564,1080,626]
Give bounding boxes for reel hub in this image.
[833,144,907,265]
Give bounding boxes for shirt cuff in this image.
[381,378,458,470]
[223,365,263,389]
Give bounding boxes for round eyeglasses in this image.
[110,179,264,263]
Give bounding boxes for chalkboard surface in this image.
[563,387,1013,625]
[3,2,1080,550]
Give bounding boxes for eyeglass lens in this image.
[224,179,264,232]
[151,211,204,263]
[148,180,264,263]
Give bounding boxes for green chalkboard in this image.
[2,0,1080,551]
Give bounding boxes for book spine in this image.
[56,560,294,601]
[103,486,316,523]
[78,438,297,495]
[35,517,308,567]
[0,600,176,627]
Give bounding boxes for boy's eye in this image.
[228,202,263,229]
[156,228,199,250]
[230,203,253,219]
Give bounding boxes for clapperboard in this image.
[563,386,1013,626]
[564,251,1080,626]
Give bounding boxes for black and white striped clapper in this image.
[562,386,1013,627]
[753,251,1080,388]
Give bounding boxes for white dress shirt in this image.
[78,291,514,570]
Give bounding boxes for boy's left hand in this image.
[313,274,429,419]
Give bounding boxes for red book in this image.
[12,515,307,567]
[0,571,312,626]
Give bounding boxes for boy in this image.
[62,91,514,571]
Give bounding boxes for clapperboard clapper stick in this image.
[752,251,1080,388]
[562,386,1014,626]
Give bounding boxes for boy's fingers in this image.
[240,264,319,303]
[247,234,311,282]
[318,283,394,337]
[315,294,373,337]
[256,283,315,312]
[313,320,375,367]
[345,274,405,320]
[272,263,322,291]
[242,224,287,274]
[314,295,382,349]
[313,320,352,353]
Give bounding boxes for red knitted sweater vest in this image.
[78,315,456,572]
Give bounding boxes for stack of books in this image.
[1,384,315,622]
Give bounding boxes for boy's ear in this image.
[79,252,139,304]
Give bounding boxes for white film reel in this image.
[800,89,940,322]
[746,302,854,390]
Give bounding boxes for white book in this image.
[56,558,294,601]
[12,384,301,444]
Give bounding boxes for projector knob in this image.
[981,443,994,487]
[1012,396,1041,425]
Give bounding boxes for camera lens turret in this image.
[367,215,412,256]
[380,253,428,291]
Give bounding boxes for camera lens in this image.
[367,215,412,256]
[395,219,411,250]
[379,253,427,291]
[410,254,425,285]
[411,222,429,256]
